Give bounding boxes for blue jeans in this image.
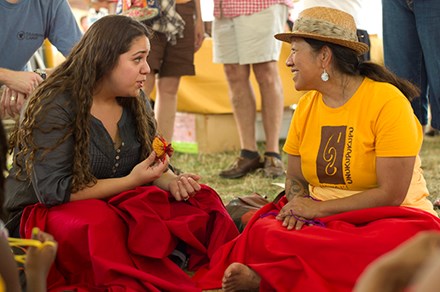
[383,0,440,129]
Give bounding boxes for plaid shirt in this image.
[214,0,294,18]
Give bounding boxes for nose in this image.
[286,53,294,67]
[141,60,150,75]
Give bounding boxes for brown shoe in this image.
[219,156,264,179]
[263,156,285,178]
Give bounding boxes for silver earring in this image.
[321,69,329,82]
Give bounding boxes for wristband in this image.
[34,69,47,80]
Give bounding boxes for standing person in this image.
[193,7,440,291]
[136,0,205,143]
[214,0,293,179]
[382,0,440,134]
[300,0,371,61]
[2,15,238,291]
[0,0,83,118]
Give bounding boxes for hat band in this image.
[292,17,358,42]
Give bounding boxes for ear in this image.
[320,46,332,67]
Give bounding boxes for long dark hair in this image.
[10,15,156,192]
[304,38,420,101]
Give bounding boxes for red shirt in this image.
[214,0,294,18]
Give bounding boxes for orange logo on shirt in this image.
[316,126,346,185]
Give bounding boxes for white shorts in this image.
[212,4,288,65]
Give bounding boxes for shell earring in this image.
[321,69,329,82]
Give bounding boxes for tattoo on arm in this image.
[285,177,309,201]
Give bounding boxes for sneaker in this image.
[219,156,264,179]
[263,156,285,178]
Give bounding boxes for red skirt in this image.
[20,185,239,292]
[193,196,440,292]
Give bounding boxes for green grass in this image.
[420,136,440,205]
[172,136,440,208]
[171,146,286,204]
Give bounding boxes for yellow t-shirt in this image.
[176,0,191,3]
[283,77,436,215]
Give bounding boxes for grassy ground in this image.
[420,135,440,208]
[172,135,440,213]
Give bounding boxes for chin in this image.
[294,84,303,91]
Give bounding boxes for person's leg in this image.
[154,1,196,142]
[382,0,428,126]
[224,64,257,152]
[252,61,283,154]
[213,16,263,179]
[218,64,263,179]
[252,61,285,177]
[413,0,440,130]
[235,4,287,178]
[154,76,181,142]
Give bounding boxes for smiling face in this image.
[103,36,151,97]
[286,38,323,91]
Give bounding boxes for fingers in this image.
[276,208,306,230]
[281,215,305,230]
[175,175,201,201]
[275,206,291,220]
[143,152,169,172]
[15,92,26,115]
[194,34,204,53]
[145,151,157,164]
[31,227,55,243]
[1,87,26,118]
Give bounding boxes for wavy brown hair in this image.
[10,15,156,192]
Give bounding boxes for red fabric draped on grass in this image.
[193,196,440,292]
[20,185,239,292]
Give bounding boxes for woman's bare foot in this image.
[222,262,260,292]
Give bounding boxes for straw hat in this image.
[275,6,369,55]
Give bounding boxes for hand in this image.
[276,196,320,230]
[3,70,43,95]
[355,231,440,292]
[168,173,201,201]
[24,228,58,280]
[129,152,169,186]
[194,17,205,53]
[1,86,27,118]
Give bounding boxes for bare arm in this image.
[354,231,440,292]
[277,155,415,230]
[153,169,201,201]
[315,156,414,217]
[70,152,168,201]
[284,155,309,201]
[0,236,21,292]
[193,0,205,52]
[0,68,43,94]
[0,68,45,117]
[70,153,202,202]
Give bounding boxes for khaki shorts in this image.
[147,1,196,77]
[213,4,288,65]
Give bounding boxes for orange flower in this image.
[152,135,174,162]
